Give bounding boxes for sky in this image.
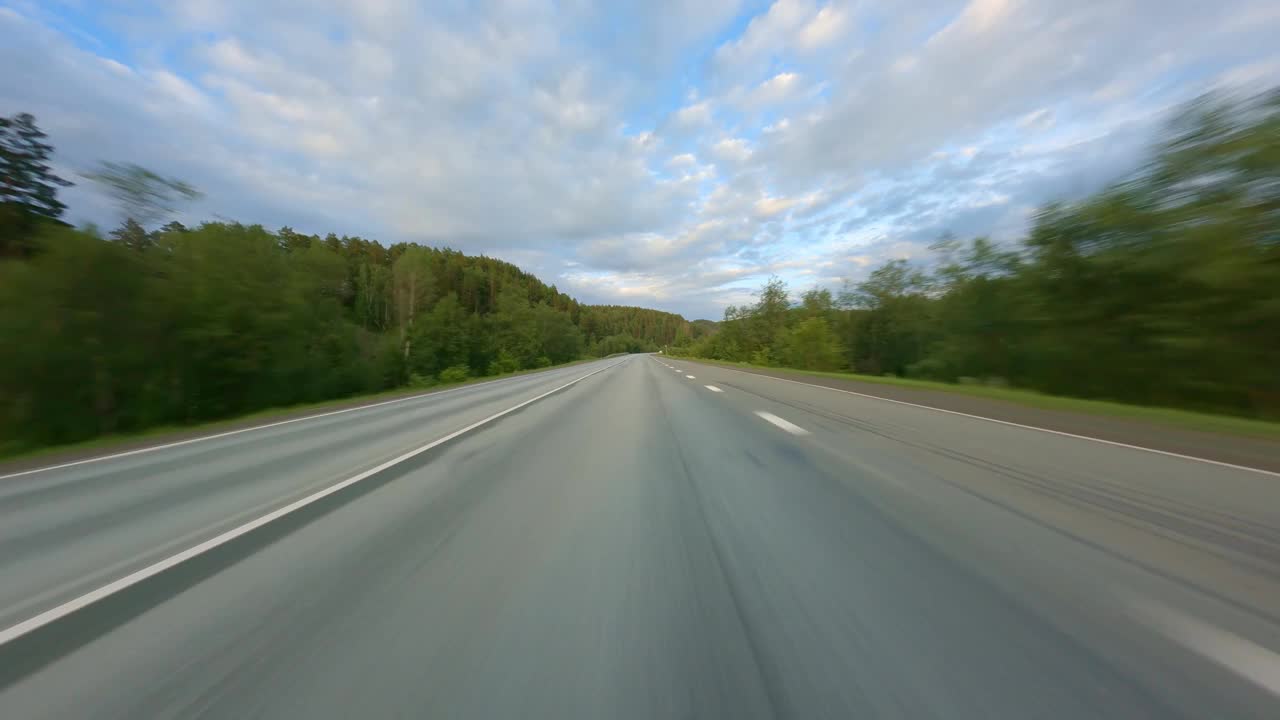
[2,0,1278,319]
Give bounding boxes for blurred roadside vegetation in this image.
[672,88,1280,421]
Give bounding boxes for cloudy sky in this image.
[3,0,1278,318]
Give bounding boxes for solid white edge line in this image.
[0,361,606,481]
[0,360,623,648]
[754,410,810,436]
[1123,593,1280,697]
[690,362,1280,479]
[705,385,723,393]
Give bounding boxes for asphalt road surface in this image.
[1,355,1278,718]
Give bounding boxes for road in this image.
[1,355,1278,718]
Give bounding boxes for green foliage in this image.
[489,284,540,367]
[0,113,73,256]
[593,333,657,356]
[438,365,470,384]
[108,218,151,251]
[578,305,702,348]
[840,261,935,376]
[798,288,835,321]
[489,349,520,375]
[780,318,842,371]
[532,302,584,364]
[0,223,376,450]
[408,293,469,378]
[752,276,791,351]
[682,88,1280,420]
[409,373,437,389]
[0,113,72,221]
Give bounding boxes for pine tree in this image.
[0,113,73,221]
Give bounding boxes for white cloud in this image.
[754,191,825,219]
[99,58,132,76]
[148,70,212,113]
[796,4,850,49]
[667,153,697,168]
[1,0,1277,320]
[754,195,799,218]
[763,118,791,133]
[298,130,342,157]
[758,0,1279,194]
[943,0,1017,39]
[713,0,818,78]
[673,99,713,126]
[753,72,802,104]
[1016,108,1054,131]
[710,137,754,165]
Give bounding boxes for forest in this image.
[674,88,1280,421]
[0,113,698,452]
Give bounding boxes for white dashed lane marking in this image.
[754,411,810,435]
[1123,593,1280,697]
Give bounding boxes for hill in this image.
[690,319,721,336]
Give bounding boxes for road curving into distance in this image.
[1,354,1278,718]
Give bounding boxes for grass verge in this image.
[676,357,1280,440]
[0,357,605,466]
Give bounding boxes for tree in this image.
[391,246,436,360]
[780,317,841,370]
[277,225,312,253]
[754,276,790,327]
[746,276,791,363]
[0,113,73,221]
[712,304,749,361]
[594,333,657,356]
[408,293,470,377]
[837,260,935,375]
[1,113,73,255]
[81,161,201,229]
[842,259,929,310]
[921,237,1026,382]
[0,227,151,443]
[799,288,834,320]
[490,285,539,368]
[109,218,152,251]
[532,302,584,363]
[354,261,391,331]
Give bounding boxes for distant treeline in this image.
[0,113,704,452]
[674,88,1280,420]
